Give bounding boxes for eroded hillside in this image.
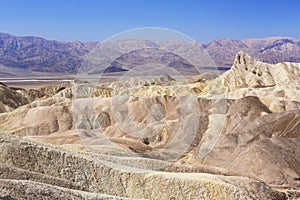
[0,52,299,199]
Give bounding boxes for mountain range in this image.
[1,32,300,75]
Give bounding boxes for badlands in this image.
[0,51,299,199]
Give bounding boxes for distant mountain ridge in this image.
[206,37,300,66]
[0,33,97,73]
[1,32,300,74]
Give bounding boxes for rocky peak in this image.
[220,51,275,89]
[232,51,300,86]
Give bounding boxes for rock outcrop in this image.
[192,51,300,112]
[0,83,44,113]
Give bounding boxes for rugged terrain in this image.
[0,51,299,199]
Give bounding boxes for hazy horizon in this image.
[1,31,298,43]
[1,0,300,43]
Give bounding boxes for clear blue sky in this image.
[0,0,299,42]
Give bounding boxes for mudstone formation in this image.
[0,52,299,199]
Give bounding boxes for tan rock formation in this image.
[0,52,299,199]
[0,133,287,199]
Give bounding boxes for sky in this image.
[0,0,300,43]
